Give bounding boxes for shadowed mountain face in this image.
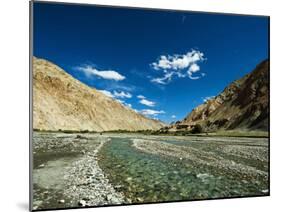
[170,60,269,132]
[33,57,164,132]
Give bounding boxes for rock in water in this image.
[58,199,65,204]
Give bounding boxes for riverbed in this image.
[32,132,269,210]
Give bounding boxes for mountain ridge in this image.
[33,57,164,132]
[168,59,269,132]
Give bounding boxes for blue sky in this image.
[33,2,269,123]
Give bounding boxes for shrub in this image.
[190,124,203,134]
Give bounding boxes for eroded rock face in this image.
[33,57,164,132]
[170,60,269,132]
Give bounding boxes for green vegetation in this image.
[102,128,268,138]
[33,128,97,134]
[33,128,268,138]
[207,130,269,138]
[190,124,203,134]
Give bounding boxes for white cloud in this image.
[151,50,204,70]
[99,90,114,98]
[152,55,171,70]
[115,99,124,104]
[132,108,139,113]
[188,75,200,80]
[188,63,200,73]
[202,96,215,102]
[137,95,156,107]
[171,115,176,119]
[137,95,146,99]
[98,90,132,99]
[140,109,165,116]
[77,65,125,81]
[105,83,135,92]
[139,98,156,107]
[98,90,134,110]
[113,91,132,98]
[150,49,206,84]
[151,72,174,85]
[115,99,133,109]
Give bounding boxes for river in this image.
[32,132,269,210]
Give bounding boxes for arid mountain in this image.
[169,60,269,132]
[33,57,164,132]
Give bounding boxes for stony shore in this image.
[63,137,126,207]
[132,138,268,180]
[32,133,126,210]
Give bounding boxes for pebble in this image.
[114,185,123,189]
[78,200,87,207]
[106,194,113,201]
[60,137,126,207]
[38,164,45,168]
[126,177,133,181]
[196,173,210,179]
[58,199,65,204]
[136,197,144,202]
[261,189,269,193]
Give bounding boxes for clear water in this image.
[98,137,268,204]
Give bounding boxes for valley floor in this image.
[32,132,269,210]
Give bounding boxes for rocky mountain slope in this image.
[169,59,269,132]
[33,57,164,132]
